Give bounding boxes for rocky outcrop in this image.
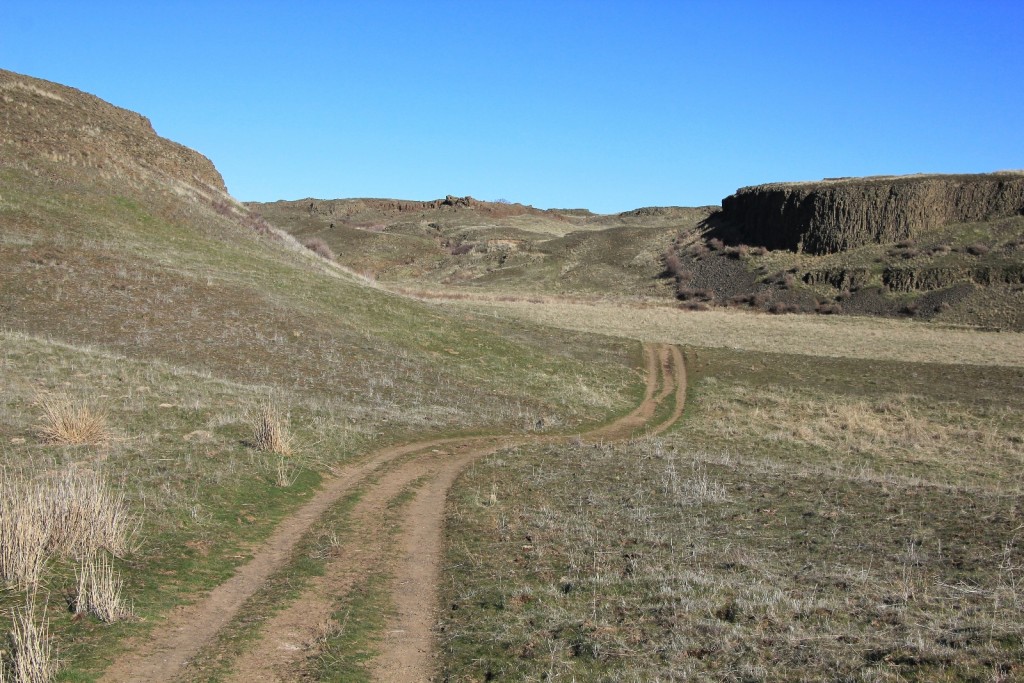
[0,69,227,194]
[720,173,1024,254]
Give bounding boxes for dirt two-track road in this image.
[100,343,687,682]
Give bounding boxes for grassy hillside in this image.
[0,69,638,680]
[253,176,1024,331]
[249,197,710,298]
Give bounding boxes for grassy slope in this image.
[258,192,1024,331]
[0,116,638,679]
[441,343,1024,681]
[250,198,710,298]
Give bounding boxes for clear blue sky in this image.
[3,1,1022,213]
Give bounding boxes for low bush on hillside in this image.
[676,286,715,302]
[303,238,336,261]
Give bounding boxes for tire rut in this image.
[99,343,687,682]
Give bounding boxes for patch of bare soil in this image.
[99,344,686,682]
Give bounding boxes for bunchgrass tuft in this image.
[75,553,132,623]
[34,393,110,446]
[0,470,137,589]
[249,403,295,457]
[4,590,59,683]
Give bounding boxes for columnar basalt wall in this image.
[720,174,1024,254]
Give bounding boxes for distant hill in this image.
[253,173,1024,330]
[247,196,711,297]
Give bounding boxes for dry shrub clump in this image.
[662,248,683,277]
[0,470,136,589]
[249,403,294,456]
[303,237,336,261]
[2,591,59,683]
[75,553,131,622]
[35,393,109,446]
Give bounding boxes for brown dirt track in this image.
[100,343,687,682]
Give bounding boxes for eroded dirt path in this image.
[100,343,687,683]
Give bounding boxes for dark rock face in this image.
[720,173,1024,254]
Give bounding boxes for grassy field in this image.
[442,297,1024,367]
[0,155,642,680]
[440,343,1024,681]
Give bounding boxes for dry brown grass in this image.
[3,591,59,683]
[692,384,1024,489]
[449,298,1024,367]
[34,393,110,446]
[0,470,137,589]
[249,403,295,457]
[74,553,131,623]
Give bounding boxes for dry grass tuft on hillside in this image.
[34,392,111,446]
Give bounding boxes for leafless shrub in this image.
[302,237,336,261]
[210,198,235,218]
[725,244,749,259]
[662,248,682,277]
[727,292,769,308]
[450,243,474,256]
[249,403,294,456]
[676,287,715,302]
[678,301,709,311]
[4,591,59,683]
[781,272,796,290]
[815,302,841,315]
[244,212,277,238]
[685,243,710,259]
[966,243,990,256]
[35,393,109,446]
[74,553,131,622]
[749,246,768,256]
[707,237,725,251]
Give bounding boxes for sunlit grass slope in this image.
[0,69,639,679]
